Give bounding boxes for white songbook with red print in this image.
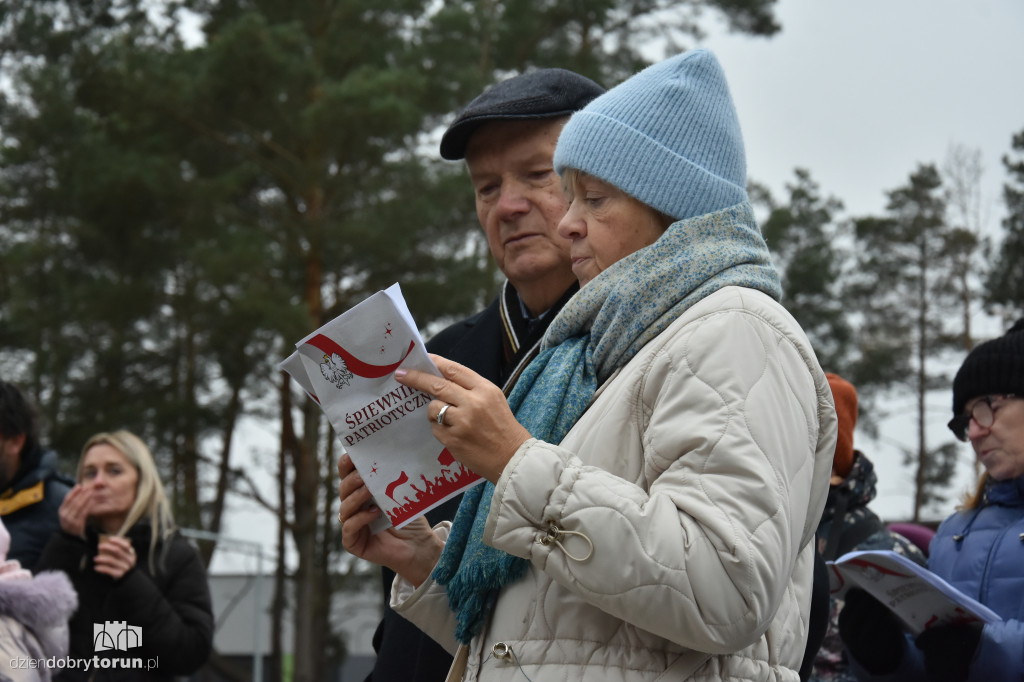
[280,283,482,532]
[827,549,1001,634]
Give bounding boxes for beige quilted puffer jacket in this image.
[394,286,837,682]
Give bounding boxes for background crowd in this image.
[2,42,1023,682]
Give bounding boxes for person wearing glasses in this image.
[837,318,1024,682]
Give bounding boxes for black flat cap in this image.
[440,68,605,160]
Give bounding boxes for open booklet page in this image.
[280,283,483,532]
[827,549,1000,634]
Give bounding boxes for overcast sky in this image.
[698,0,1023,230]
[698,0,1024,519]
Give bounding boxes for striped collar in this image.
[497,280,578,391]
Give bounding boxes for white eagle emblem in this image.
[320,353,354,389]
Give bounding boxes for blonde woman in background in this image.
[37,430,212,682]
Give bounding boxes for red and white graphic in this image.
[827,549,1000,634]
[378,449,478,527]
[281,284,482,531]
[304,333,415,382]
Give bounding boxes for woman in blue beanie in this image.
[837,319,1024,682]
[339,49,836,681]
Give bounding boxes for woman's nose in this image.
[557,204,585,240]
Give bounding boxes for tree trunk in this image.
[200,383,243,566]
[271,373,295,682]
[292,195,324,682]
[913,242,928,522]
[182,307,201,529]
[316,433,337,678]
[291,432,318,682]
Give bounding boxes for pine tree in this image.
[848,164,965,520]
[987,129,1024,320]
[758,168,852,373]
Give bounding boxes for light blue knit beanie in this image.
[553,48,747,221]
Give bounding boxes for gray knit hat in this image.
[554,48,747,221]
[440,69,605,161]
[950,318,1024,420]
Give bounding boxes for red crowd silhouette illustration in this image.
[384,449,479,526]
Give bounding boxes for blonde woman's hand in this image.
[58,484,94,539]
[93,535,137,580]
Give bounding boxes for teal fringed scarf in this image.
[432,201,782,644]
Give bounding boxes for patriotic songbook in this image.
[280,284,482,532]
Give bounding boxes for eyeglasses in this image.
[947,394,1017,442]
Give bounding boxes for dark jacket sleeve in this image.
[104,534,214,675]
[37,529,90,574]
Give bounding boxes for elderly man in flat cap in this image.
[362,69,605,682]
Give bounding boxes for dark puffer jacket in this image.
[811,451,925,682]
[37,522,213,681]
[0,445,73,571]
